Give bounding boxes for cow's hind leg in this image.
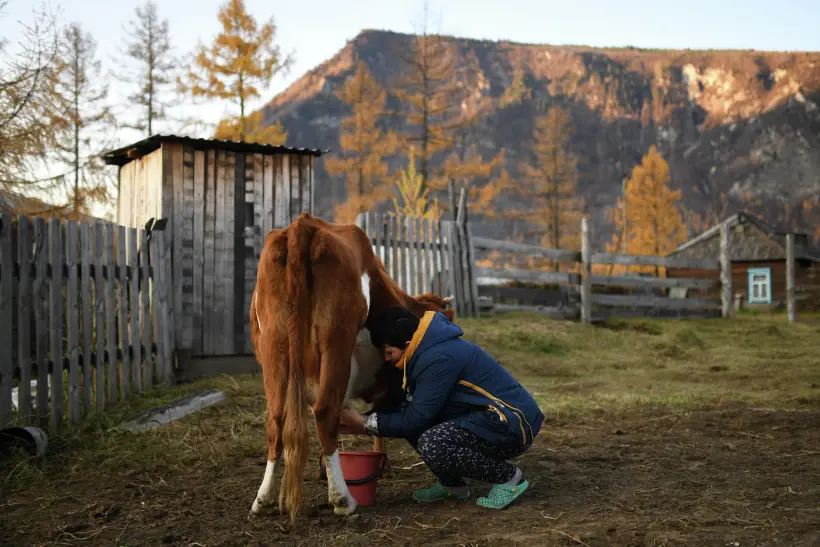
[250,331,288,516]
[313,325,359,516]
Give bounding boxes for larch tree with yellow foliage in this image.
[325,61,398,223]
[177,0,292,144]
[607,145,687,276]
[501,105,582,269]
[392,27,460,196]
[392,7,501,207]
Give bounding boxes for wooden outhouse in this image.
[102,134,325,358]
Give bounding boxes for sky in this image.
[2,0,819,215]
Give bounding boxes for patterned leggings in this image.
[407,420,528,487]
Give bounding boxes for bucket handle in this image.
[318,453,388,486]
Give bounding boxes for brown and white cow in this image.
[248,213,454,522]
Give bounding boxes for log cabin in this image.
[667,212,820,312]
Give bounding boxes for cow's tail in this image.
[281,218,312,523]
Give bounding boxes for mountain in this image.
[260,29,820,247]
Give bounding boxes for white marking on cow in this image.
[361,272,371,318]
[254,290,262,331]
[325,449,357,515]
[250,459,279,515]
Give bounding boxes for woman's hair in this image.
[370,306,420,348]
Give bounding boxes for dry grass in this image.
[3,312,817,493]
[456,312,820,419]
[0,313,818,546]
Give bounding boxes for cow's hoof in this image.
[250,498,278,516]
[333,496,358,516]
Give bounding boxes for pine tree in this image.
[52,22,114,217]
[606,145,687,276]
[325,61,398,223]
[178,0,292,142]
[501,105,582,267]
[117,0,176,135]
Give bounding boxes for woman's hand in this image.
[338,407,366,435]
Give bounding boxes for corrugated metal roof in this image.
[101,134,329,166]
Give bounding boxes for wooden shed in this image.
[102,134,325,359]
[667,212,820,311]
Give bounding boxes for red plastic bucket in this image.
[338,450,387,506]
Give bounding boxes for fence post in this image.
[580,217,592,324]
[465,220,481,319]
[786,233,796,323]
[720,221,733,318]
[0,213,13,428]
[455,186,477,317]
[48,218,63,432]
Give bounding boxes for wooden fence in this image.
[355,188,481,319]
[356,211,731,323]
[0,213,175,432]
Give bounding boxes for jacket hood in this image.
[407,312,463,372]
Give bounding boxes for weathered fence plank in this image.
[93,223,106,411]
[0,213,12,427]
[373,213,384,269]
[474,266,575,285]
[17,216,33,423]
[432,220,444,297]
[158,230,175,383]
[34,217,48,426]
[465,221,481,318]
[471,237,581,263]
[580,217,592,325]
[149,228,167,384]
[591,252,720,271]
[129,228,142,393]
[591,293,722,310]
[720,221,732,318]
[404,217,419,294]
[397,217,407,291]
[786,233,796,323]
[422,219,432,294]
[48,218,63,431]
[140,229,153,389]
[105,223,117,405]
[193,150,206,355]
[455,187,476,317]
[389,216,399,282]
[591,274,718,290]
[66,221,80,424]
[444,221,460,314]
[80,223,92,415]
[117,225,131,399]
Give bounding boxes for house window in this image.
[747,267,772,304]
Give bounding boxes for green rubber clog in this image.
[476,479,529,509]
[412,481,471,503]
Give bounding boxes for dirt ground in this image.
[2,313,819,546]
[1,406,818,546]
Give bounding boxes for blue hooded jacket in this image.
[375,312,544,447]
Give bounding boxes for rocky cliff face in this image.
[261,29,820,246]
